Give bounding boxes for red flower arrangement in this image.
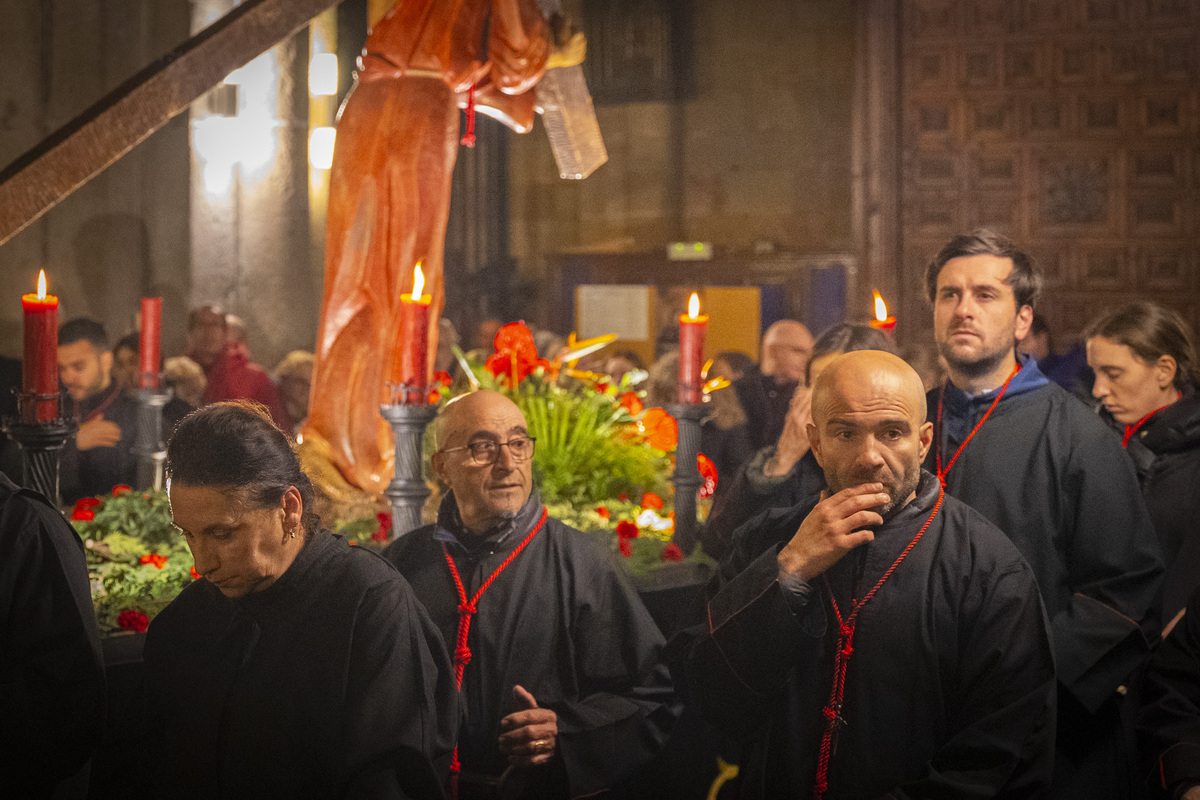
[619,392,644,416]
[372,512,392,542]
[640,492,664,510]
[660,543,684,562]
[595,507,610,520]
[484,322,551,387]
[112,485,132,496]
[71,508,95,522]
[117,609,149,633]
[615,519,639,558]
[139,553,168,569]
[639,408,678,451]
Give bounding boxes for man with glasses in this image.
[384,390,678,800]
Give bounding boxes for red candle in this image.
[869,290,897,334]
[139,297,162,389]
[21,270,60,422]
[396,263,433,403]
[678,292,708,404]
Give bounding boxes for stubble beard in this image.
[826,458,922,521]
[937,335,1014,384]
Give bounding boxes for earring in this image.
[289,527,297,539]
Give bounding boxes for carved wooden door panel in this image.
[898,0,1200,343]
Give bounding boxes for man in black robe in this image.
[384,390,678,799]
[922,229,1163,797]
[0,473,106,798]
[673,351,1056,798]
[57,318,138,502]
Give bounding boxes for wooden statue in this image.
[301,0,548,497]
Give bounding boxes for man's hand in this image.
[777,484,888,583]
[76,418,122,451]
[497,685,557,768]
[1183,786,1200,800]
[764,387,813,477]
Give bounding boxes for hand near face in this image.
[766,387,813,476]
[777,483,888,583]
[497,685,557,768]
[76,418,122,451]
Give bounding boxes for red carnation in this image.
[112,485,132,496]
[190,566,202,580]
[140,553,168,569]
[595,506,610,520]
[639,408,678,450]
[619,392,644,416]
[619,538,633,558]
[372,511,392,542]
[484,322,551,387]
[434,371,453,387]
[661,543,684,562]
[75,497,102,509]
[117,609,149,633]
[640,492,664,510]
[616,520,639,540]
[71,508,95,522]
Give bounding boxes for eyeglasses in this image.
[440,437,537,465]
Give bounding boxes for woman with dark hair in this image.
[144,401,456,799]
[701,324,895,560]
[1086,301,1200,624]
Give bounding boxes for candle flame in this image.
[411,262,425,301]
[873,290,888,322]
[688,292,700,318]
[36,270,46,300]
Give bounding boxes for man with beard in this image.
[924,229,1162,797]
[673,351,1056,798]
[384,390,677,799]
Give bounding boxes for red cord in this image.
[460,82,477,147]
[936,361,1021,485]
[442,506,548,775]
[813,486,945,799]
[1122,393,1179,447]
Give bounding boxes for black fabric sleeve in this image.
[1140,587,1200,799]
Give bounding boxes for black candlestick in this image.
[134,384,170,491]
[5,390,72,506]
[667,402,706,555]
[380,382,438,540]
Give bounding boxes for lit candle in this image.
[139,297,162,389]
[869,290,897,334]
[396,262,433,403]
[21,270,60,423]
[678,292,708,404]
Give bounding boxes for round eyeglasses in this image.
[440,436,537,465]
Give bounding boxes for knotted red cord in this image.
[460,82,477,147]
[812,485,945,799]
[442,506,548,777]
[935,361,1021,485]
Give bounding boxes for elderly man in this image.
[674,351,1056,798]
[185,306,289,430]
[731,320,814,461]
[923,229,1162,796]
[383,390,677,800]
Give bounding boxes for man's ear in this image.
[807,423,824,468]
[431,452,447,485]
[917,420,934,463]
[1013,305,1034,342]
[100,350,114,378]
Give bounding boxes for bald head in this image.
[433,390,534,533]
[808,351,933,516]
[761,320,814,382]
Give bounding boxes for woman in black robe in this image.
[144,401,457,799]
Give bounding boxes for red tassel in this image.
[460,83,476,147]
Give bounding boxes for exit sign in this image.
[667,241,713,261]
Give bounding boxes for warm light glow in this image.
[36,270,46,299]
[688,292,700,318]
[411,263,425,300]
[308,126,336,170]
[309,53,338,96]
[873,290,888,323]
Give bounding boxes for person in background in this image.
[274,351,315,437]
[644,352,680,408]
[732,320,814,455]
[1019,312,1091,396]
[700,350,755,490]
[435,317,461,375]
[225,313,247,348]
[384,390,678,799]
[924,228,1161,798]
[1139,583,1200,800]
[146,402,456,798]
[57,318,137,503]
[185,306,290,430]
[703,324,894,560]
[1085,300,1200,626]
[601,349,647,385]
[112,332,194,433]
[1,473,106,799]
[163,356,207,410]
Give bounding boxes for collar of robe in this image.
[435,489,544,558]
[233,529,330,613]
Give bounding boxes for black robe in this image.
[673,472,1056,798]
[0,473,106,798]
[60,381,139,503]
[383,493,679,799]
[145,531,457,799]
[1118,391,1200,623]
[1138,583,1200,798]
[928,371,1163,796]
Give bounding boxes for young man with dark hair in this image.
[924,228,1163,797]
[57,318,138,502]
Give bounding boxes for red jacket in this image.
[203,343,292,431]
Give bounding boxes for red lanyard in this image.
[813,485,945,800]
[935,362,1021,485]
[83,385,120,423]
[1122,394,1179,447]
[441,506,548,777]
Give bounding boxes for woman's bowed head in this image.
[166,400,321,599]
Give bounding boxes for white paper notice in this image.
[577,285,650,341]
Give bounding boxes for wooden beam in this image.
[0,0,345,248]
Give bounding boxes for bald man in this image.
[673,352,1056,798]
[383,391,677,799]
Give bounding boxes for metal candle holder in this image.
[134,380,170,491]
[667,402,706,555]
[5,390,73,506]
[380,382,438,540]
